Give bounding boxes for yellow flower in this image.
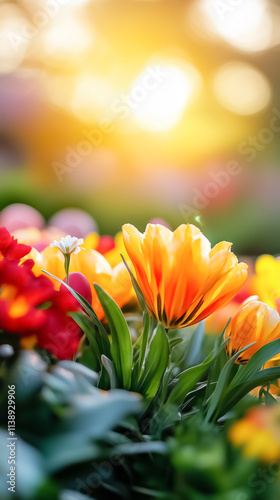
[224,297,280,364]
[251,254,280,309]
[24,246,132,321]
[84,231,129,267]
[104,232,129,268]
[122,223,248,329]
[228,405,280,462]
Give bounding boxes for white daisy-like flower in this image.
[50,235,85,256]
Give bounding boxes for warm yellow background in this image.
[0,0,280,252]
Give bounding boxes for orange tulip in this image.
[122,223,248,329]
[224,297,280,364]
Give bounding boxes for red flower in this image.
[36,287,81,360]
[0,228,89,360]
[96,235,115,255]
[0,258,54,334]
[0,227,31,260]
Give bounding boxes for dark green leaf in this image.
[136,323,170,398]
[95,284,132,390]
[167,340,227,406]
[132,311,152,385]
[216,367,280,419]
[205,342,255,423]
[227,338,280,391]
[101,355,118,389]
[70,312,102,361]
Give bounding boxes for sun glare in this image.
[196,0,272,52]
[130,60,203,132]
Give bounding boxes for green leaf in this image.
[121,255,147,312]
[70,312,102,361]
[205,342,255,423]
[216,367,280,419]
[207,339,280,420]
[259,385,278,405]
[184,321,205,367]
[101,355,117,389]
[43,270,111,358]
[57,360,99,385]
[115,441,167,455]
[227,338,280,391]
[169,337,184,350]
[167,340,227,406]
[132,311,152,385]
[43,390,142,472]
[76,344,100,372]
[136,323,170,398]
[95,284,132,390]
[205,326,230,400]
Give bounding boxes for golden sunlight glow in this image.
[130,60,203,131]
[71,74,119,122]
[42,16,93,61]
[0,5,29,74]
[195,0,272,52]
[41,0,92,5]
[46,75,76,111]
[213,62,271,115]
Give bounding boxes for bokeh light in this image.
[0,4,29,74]
[42,16,93,62]
[190,0,272,52]
[213,62,271,115]
[0,0,279,254]
[131,60,203,131]
[71,74,119,123]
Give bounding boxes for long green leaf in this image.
[101,355,117,389]
[227,338,280,392]
[205,342,255,423]
[136,323,170,398]
[95,284,132,390]
[185,321,205,367]
[167,340,227,406]
[70,312,102,361]
[132,311,152,385]
[205,331,229,400]
[43,270,111,357]
[216,366,280,419]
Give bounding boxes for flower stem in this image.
[64,254,71,285]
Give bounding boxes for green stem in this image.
[64,253,71,285]
[131,313,156,388]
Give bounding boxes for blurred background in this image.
[0,0,280,253]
